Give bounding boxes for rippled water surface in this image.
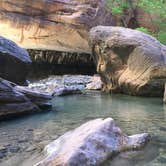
[0,91,166,166]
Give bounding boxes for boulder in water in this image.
[35,118,150,166]
[0,78,51,119]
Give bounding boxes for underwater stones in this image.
[0,36,31,84]
[35,118,150,166]
[0,0,113,53]
[89,26,166,96]
[0,78,51,119]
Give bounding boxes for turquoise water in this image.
[0,91,165,166]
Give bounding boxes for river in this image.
[0,91,165,166]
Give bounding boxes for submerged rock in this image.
[0,36,31,84]
[35,118,150,166]
[0,78,51,119]
[90,26,166,96]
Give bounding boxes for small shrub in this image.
[157,31,166,45]
[135,27,151,35]
[111,7,123,15]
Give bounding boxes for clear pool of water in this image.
[0,91,165,166]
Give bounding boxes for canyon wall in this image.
[0,0,113,53]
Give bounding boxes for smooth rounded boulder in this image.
[0,36,31,84]
[35,118,150,166]
[89,26,166,96]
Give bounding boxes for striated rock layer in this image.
[90,26,166,96]
[0,0,113,53]
[0,78,51,119]
[35,118,150,166]
[27,49,96,77]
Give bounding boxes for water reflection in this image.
[0,92,165,166]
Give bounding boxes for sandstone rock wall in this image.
[0,0,113,53]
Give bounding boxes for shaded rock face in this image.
[35,118,150,166]
[0,36,31,84]
[0,0,113,53]
[0,78,51,119]
[27,49,96,77]
[90,26,166,96]
[28,50,94,65]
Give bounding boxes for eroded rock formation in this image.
[35,118,150,166]
[0,0,113,53]
[27,49,96,76]
[0,36,31,84]
[0,78,51,119]
[90,26,166,96]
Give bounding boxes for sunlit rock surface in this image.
[35,118,150,166]
[90,26,166,96]
[86,74,102,90]
[0,0,113,53]
[28,75,101,95]
[0,36,31,84]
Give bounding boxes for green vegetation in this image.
[135,27,151,34]
[106,0,129,15]
[106,0,166,44]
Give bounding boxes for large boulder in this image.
[0,36,31,84]
[0,78,51,119]
[89,26,166,96]
[35,118,150,166]
[0,0,113,53]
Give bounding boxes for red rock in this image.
[0,0,113,53]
